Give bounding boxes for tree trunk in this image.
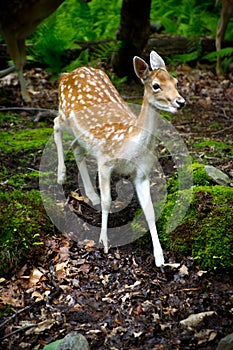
[111,0,151,78]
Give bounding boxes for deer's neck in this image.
[134,98,159,149]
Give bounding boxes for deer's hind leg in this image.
[72,140,100,206]
[54,115,67,185]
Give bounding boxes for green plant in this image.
[30,0,122,73]
[150,0,233,68]
[203,47,233,73]
[150,0,221,38]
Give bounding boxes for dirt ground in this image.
[0,63,233,349]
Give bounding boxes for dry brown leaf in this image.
[29,267,44,286]
[58,245,70,262]
[31,291,44,302]
[55,261,69,280]
[71,191,89,203]
[79,264,91,273]
[34,319,56,334]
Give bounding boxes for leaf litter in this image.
[0,234,232,349]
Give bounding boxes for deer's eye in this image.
[152,83,161,92]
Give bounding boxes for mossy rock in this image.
[167,163,215,193]
[0,190,53,276]
[158,185,233,271]
[134,163,233,270]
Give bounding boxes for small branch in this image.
[0,107,58,114]
[0,305,32,331]
[0,324,36,341]
[212,124,233,135]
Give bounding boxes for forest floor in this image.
[0,62,233,349]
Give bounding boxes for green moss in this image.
[2,172,40,190]
[0,190,53,276]
[0,113,18,125]
[167,163,212,194]
[0,128,53,153]
[194,140,233,158]
[191,163,213,186]
[158,185,233,270]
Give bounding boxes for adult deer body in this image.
[54,51,185,267]
[216,0,233,75]
[0,0,65,101]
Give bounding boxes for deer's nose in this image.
[176,99,186,109]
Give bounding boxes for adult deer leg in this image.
[216,1,233,75]
[4,35,31,101]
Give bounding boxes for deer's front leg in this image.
[134,176,164,267]
[98,166,112,253]
[54,116,66,185]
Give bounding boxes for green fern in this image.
[150,0,221,38]
[30,0,121,73]
[204,47,233,61]
[64,49,90,72]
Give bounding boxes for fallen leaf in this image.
[31,291,44,302]
[179,264,189,276]
[29,267,44,286]
[71,191,89,203]
[34,319,56,334]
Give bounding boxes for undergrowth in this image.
[27,0,233,74]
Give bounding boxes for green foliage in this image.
[27,0,233,72]
[150,0,233,68]
[203,47,233,73]
[172,48,201,64]
[204,47,233,61]
[0,113,18,125]
[166,163,212,194]
[64,41,117,72]
[0,190,53,276]
[31,0,122,73]
[191,163,214,186]
[151,0,221,38]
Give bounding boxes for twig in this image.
[0,107,58,113]
[0,324,36,341]
[0,305,32,331]
[212,124,233,135]
[27,167,40,173]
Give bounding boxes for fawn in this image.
[54,51,185,267]
[216,0,233,75]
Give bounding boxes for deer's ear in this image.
[133,56,150,81]
[150,51,166,70]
